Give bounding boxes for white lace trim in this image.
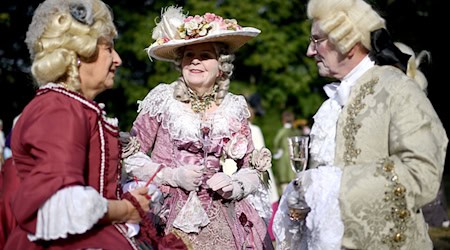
[28,186,107,241]
[273,167,343,250]
[173,191,210,233]
[136,82,250,142]
[303,166,344,249]
[246,184,273,220]
[309,98,341,167]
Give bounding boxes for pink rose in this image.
[224,134,248,160]
[240,125,251,137]
[250,147,272,172]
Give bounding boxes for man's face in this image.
[306,21,347,80]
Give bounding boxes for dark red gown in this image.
[0,157,20,248]
[3,85,139,250]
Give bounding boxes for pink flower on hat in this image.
[146,6,260,62]
[178,13,241,40]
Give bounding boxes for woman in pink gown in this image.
[123,6,274,250]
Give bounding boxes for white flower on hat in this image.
[177,13,241,40]
[151,6,185,42]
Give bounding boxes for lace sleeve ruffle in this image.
[309,99,341,167]
[28,186,107,241]
[273,166,344,250]
[302,166,344,249]
[137,83,173,118]
[123,151,163,182]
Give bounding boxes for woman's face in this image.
[181,42,221,95]
[78,39,122,100]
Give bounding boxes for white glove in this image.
[206,173,243,200]
[160,165,204,191]
[123,152,160,181]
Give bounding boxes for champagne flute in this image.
[286,135,310,223]
[287,135,309,177]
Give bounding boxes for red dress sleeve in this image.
[10,92,90,233]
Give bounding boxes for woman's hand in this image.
[207,172,242,199]
[124,186,151,224]
[161,165,204,191]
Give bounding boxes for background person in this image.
[3,0,155,249]
[122,6,274,249]
[273,0,448,249]
[272,110,303,194]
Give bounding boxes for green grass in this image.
[429,174,450,250]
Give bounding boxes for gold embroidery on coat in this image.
[375,158,410,249]
[343,77,378,165]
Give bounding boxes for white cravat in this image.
[324,56,375,106]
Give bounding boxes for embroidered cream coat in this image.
[317,65,448,249]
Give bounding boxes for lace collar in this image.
[137,82,250,142]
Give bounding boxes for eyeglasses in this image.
[309,36,327,49]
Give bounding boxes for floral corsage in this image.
[250,147,272,186]
[250,147,272,172]
[223,134,248,160]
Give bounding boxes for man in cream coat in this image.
[273,0,448,249]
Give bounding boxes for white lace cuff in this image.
[28,186,107,241]
[123,151,162,182]
[273,166,344,250]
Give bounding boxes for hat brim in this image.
[147,27,261,62]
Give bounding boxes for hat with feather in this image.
[146,6,261,62]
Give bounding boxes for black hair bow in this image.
[370,28,410,73]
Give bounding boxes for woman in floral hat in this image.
[122,6,274,249]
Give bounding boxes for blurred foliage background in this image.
[1,0,444,155]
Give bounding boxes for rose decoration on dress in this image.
[224,134,248,160]
[250,147,272,172]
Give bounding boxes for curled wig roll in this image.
[25,0,117,89]
[307,0,385,54]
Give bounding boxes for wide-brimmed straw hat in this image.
[146,6,261,62]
